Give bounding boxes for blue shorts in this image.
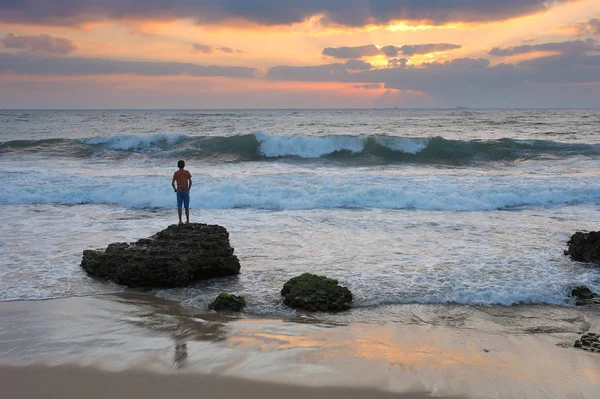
[176,190,190,209]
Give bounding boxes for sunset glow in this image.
[0,0,599,108]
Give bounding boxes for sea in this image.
[1,109,599,318]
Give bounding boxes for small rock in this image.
[565,231,600,265]
[573,332,600,353]
[571,286,600,306]
[208,292,246,312]
[281,273,352,312]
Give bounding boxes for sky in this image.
[0,0,599,108]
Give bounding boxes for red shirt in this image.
[173,169,192,191]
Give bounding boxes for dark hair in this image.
[177,160,185,168]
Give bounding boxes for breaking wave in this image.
[1,132,599,165]
[1,170,599,211]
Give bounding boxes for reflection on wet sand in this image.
[112,292,233,341]
[110,292,235,370]
[174,342,187,370]
[0,293,599,398]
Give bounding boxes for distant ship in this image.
[455,106,469,110]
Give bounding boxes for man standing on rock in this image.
[171,160,192,225]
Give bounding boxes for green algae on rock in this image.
[209,292,246,312]
[281,273,352,312]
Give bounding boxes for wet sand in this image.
[0,364,447,399]
[0,293,599,398]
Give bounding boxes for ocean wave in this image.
[1,171,599,211]
[81,133,187,150]
[1,133,599,164]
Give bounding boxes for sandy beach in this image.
[0,364,451,399]
[1,293,598,398]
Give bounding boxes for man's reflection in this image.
[173,341,188,370]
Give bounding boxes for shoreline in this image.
[0,293,599,398]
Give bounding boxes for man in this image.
[171,160,192,225]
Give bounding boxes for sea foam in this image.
[81,134,186,151]
[1,169,598,211]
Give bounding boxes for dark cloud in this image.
[380,45,400,57]
[397,43,462,56]
[350,60,522,106]
[421,58,491,68]
[561,17,600,35]
[322,45,380,59]
[324,43,461,59]
[191,43,242,54]
[0,1,578,27]
[266,47,600,107]
[344,59,372,71]
[489,38,597,56]
[388,58,410,68]
[192,43,213,54]
[516,53,600,84]
[1,33,77,54]
[590,18,600,34]
[267,57,494,82]
[382,43,463,57]
[267,59,371,81]
[0,53,257,77]
[354,83,383,90]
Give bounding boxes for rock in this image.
[565,231,600,265]
[574,332,600,352]
[281,273,352,312]
[81,223,241,288]
[571,286,600,306]
[208,292,246,312]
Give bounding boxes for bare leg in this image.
[178,208,183,225]
[185,208,190,224]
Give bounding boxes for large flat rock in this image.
[81,223,241,288]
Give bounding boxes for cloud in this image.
[266,47,600,107]
[381,43,462,57]
[323,43,461,59]
[560,17,600,35]
[488,39,597,56]
[586,18,600,34]
[516,53,600,84]
[354,83,383,90]
[388,58,410,68]
[192,43,213,53]
[267,59,372,81]
[322,45,380,59]
[266,57,494,82]
[349,60,521,106]
[191,43,243,54]
[0,53,257,77]
[0,1,579,27]
[344,59,372,71]
[421,58,491,68]
[1,33,77,54]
